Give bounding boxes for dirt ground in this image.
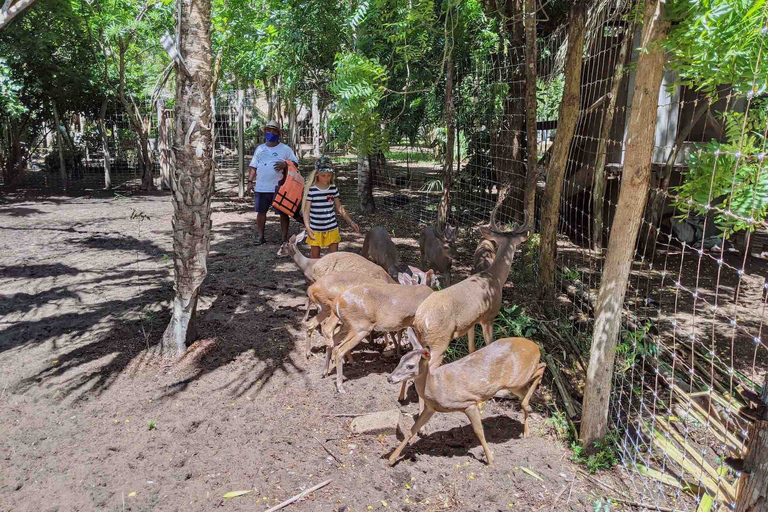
[2,175,650,512]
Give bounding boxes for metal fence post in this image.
[237,89,245,198]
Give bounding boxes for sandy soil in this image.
[1,176,648,512]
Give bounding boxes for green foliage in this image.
[443,304,538,363]
[571,430,621,474]
[672,105,768,237]
[147,420,157,431]
[330,52,389,155]
[537,73,565,121]
[494,305,538,339]
[666,0,768,96]
[616,321,658,373]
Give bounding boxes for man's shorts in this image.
[307,228,341,248]
[253,191,275,213]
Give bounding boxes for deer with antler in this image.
[412,209,531,368]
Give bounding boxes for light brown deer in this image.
[386,328,546,466]
[277,231,394,321]
[304,272,394,359]
[412,210,530,365]
[419,224,459,286]
[472,239,498,274]
[362,227,401,279]
[322,268,438,394]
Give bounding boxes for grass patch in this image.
[443,305,539,363]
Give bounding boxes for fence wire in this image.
[8,2,768,508]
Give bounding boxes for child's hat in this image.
[315,156,334,173]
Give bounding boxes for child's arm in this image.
[303,199,315,240]
[335,198,359,233]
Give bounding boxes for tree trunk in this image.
[735,376,768,512]
[266,79,274,121]
[0,0,39,30]
[52,101,67,191]
[438,50,456,228]
[138,119,154,190]
[522,0,538,223]
[592,23,634,252]
[312,89,321,157]
[237,89,245,198]
[357,154,375,214]
[98,98,112,189]
[157,99,172,190]
[160,0,214,358]
[539,0,588,302]
[580,0,670,448]
[491,0,526,223]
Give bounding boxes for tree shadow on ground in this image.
[7,212,312,403]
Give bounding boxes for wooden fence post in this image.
[522,0,538,223]
[237,89,245,198]
[734,376,768,512]
[538,0,588,302]
[580,0,670,448]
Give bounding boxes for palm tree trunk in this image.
[160,0,214,357]
[52,100,67,191]
[98,98,112,189]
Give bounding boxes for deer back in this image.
[424,337,541,411]
[313,251,395,283]
[364,227,400,277]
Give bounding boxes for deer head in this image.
[387,328,429,384]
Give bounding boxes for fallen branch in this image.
[312,435,342,467]
[541,348,580,419]
[322,413,366,417]
[263,479,332,512]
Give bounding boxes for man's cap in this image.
[262,120,281,133]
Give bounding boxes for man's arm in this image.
[247,166,257,190]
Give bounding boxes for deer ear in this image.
[296,231,306,243]
[406,328,422,350]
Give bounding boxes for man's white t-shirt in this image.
[249,143,299,193]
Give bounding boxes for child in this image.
[302,157,359,258]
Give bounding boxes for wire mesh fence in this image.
[6,1,768,507]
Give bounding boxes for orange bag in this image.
[272,160,305,218]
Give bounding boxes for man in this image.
[248,120,299,245]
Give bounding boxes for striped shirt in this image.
[307,184,340,232]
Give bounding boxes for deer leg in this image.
[518,363,546,437]
[467,325,476,354]
[334,331,369,394]
[465,404,493,465]
[481,320,494,347]
[302,296,312,322]
[398,380,408,401]
[389,407,435,466]
[306,310,328,359]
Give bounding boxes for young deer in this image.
[322,269,438,394]
[413,210,530,367]
[472,239,498,274]
[362,227,400,279]
[386,328,546,466]
[304,271,398,359]
[419,224,459,286]
[277,231,319,321]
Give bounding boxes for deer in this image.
[472,239,498,274]
[362,227,400,279]
[413,209,530,366]
[386,328,546,466]
[419,224,459,286]
[322,268,438,394]
[304,271,400,359]
[277,231,394,321]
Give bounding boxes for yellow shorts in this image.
[308,228,341,248]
